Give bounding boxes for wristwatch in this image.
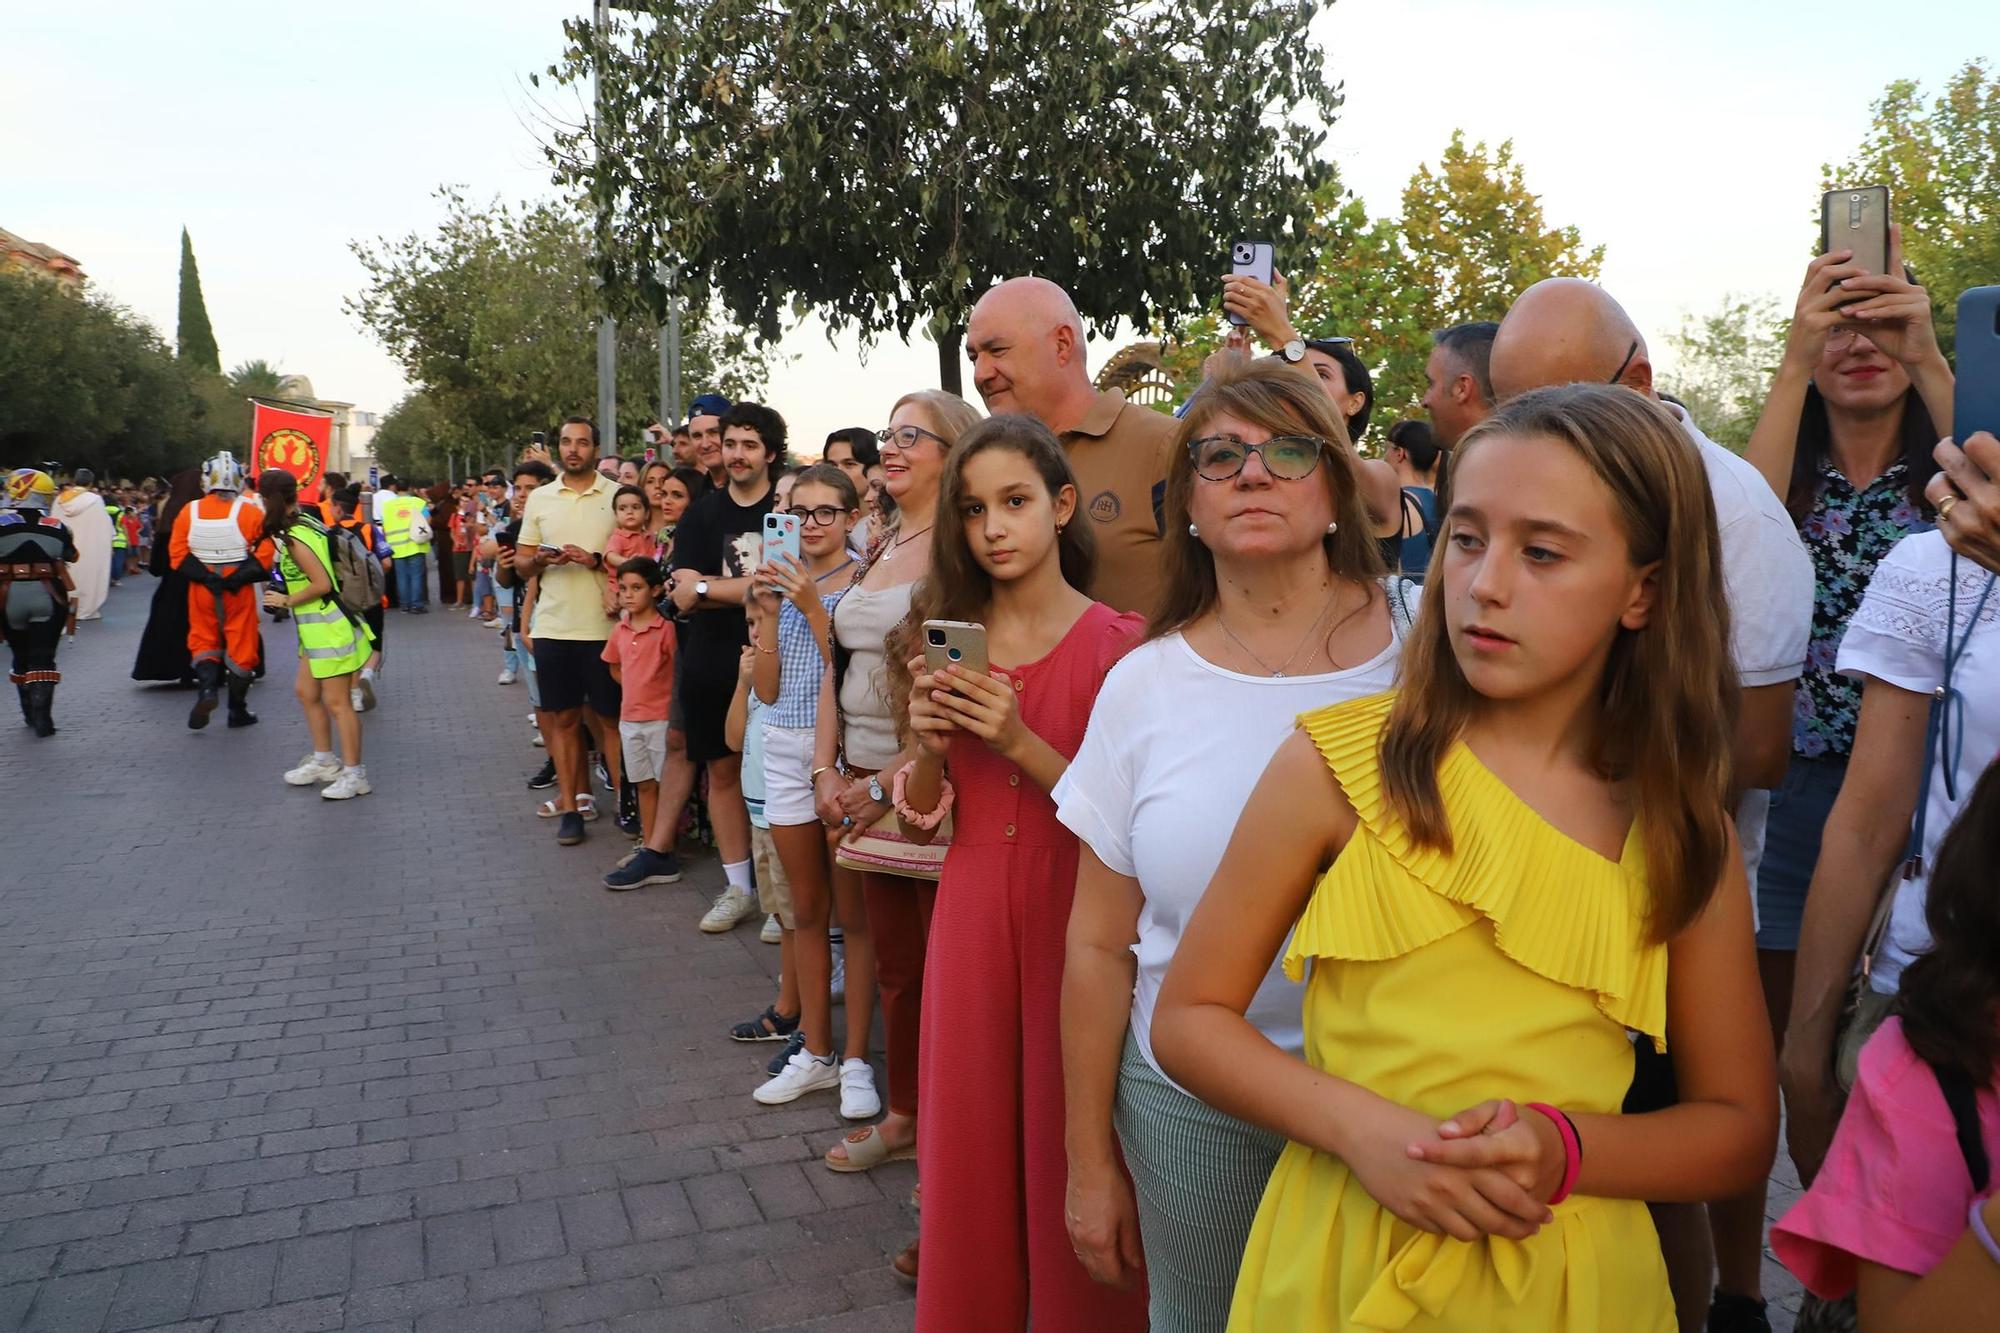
[1280,338,1307,364]
[867,775,886,803]
[694,579,709,598]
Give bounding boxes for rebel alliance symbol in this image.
[258,428,321,486]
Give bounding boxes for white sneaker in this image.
[321,770,372,800]
[699,889,761,934]
[830,938,846,1007]
[284,756,342,786]
[838,1059,881,1120]
[753,1048,840,1106]
[497,668,517,685]
[760,914,782,945]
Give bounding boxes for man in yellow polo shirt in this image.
[514,416,623,848]
[965,276,1176,616]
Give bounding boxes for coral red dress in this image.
[916,601,1149,1332]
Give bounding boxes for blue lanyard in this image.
[1906,551,1997,877]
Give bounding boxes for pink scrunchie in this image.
[890,759,954,830]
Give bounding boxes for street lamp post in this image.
[593,0,617,458]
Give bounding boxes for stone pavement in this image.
[0,575,1816,1333]
[0,579,915,1332]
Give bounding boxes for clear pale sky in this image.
[6,1,1993,450]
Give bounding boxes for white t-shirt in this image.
[1669,404,1813,892]
[1836,532,2000,994]
[1054,608,1406,1089]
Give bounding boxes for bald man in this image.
[966,277,1175,615]
[1493,278,1813,1333]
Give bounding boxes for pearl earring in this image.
[1188,522,1200,537]
[1326,520,1338,534]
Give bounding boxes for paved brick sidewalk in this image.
[0,580,914,1332]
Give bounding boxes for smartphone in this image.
[537,544,562,560]
[643,446,657,464]
[530,430,547,447]
[761,511,802,576]
[1822,186,1890,306]
[922,619,989,685]
[1955,286,2000,443]
[1227,241,1275,326]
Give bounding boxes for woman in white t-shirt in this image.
[1055,360,1415,1330]
[1781,529,1999,1189]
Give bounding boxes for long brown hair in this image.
[1379,384,1736,940]
[1151,358,1385,640]
[257,470,301,544]
[884,414,1094,737]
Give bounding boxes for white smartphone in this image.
[1227,241,1275,326]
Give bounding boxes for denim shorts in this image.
[1755,754,1849,951]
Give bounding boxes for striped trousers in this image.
[1114,1031,1285,1333]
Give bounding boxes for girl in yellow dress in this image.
[1152,384,1778,1331]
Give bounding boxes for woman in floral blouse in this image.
[1703,225,1954,1331]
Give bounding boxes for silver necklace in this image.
[1215,585,1341,677]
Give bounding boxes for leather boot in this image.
[189,660,222,729]
[225,673,258,728]
[14,683,30,727]
[26,681,56,738]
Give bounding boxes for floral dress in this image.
[1791,461,1928,759]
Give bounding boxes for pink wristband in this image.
[1525,1102,1581,1206]
[890,760,953,831]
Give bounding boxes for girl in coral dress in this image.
[893,414,1147,1332]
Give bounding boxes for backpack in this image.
[327,522,385,615]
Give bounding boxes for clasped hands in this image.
[1354,1095,1569,1244]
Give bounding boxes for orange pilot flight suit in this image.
[171,494,273,679]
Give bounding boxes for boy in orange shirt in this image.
[600,556,681,890]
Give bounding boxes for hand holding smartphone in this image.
[1822,186,1890,307]
[1226,242,1275,327]
[1955,286,2000,443]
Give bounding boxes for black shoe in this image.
[15,684,31,727]
[555,811,586,846]
[766,1030,806,1076]
[527,758,557,790]
[602,848,681,891]
[189,662,221,729]
[224,676,257,728]
[729,1004,800,1043]
[1706,1291,1771,1333]
[616,809,643,839]
[25,682,56,738]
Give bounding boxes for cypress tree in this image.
[176,227,220,371]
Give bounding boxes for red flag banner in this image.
[249,401,333,503]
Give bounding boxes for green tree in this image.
[177,227,220,371]
[1825,60,1998,352]
[0,271,233,477]
[544,0,1342,392]
[349,192,768,457]
[1662,294,1788,451]
[227,359,289,400]
[1163,135,1603,437]
[368,389,491,481]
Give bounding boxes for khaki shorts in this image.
[752,825,792,929]
[619,719,670,784]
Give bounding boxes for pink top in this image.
[605,527,655,595]
[1772,1017,1999,1298]
[599,614,677,722]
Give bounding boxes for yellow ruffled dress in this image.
[1227,693,1674,1332]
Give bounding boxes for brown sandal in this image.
[891,1237,918,1287]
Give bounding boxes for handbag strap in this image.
[1925,1056,1993,1195]
[1903,553,1997,880]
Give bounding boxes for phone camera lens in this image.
[927,629,946,647]
[948,648,962,662]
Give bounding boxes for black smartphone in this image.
[1955,286,2000,443]
[530,430,547,447]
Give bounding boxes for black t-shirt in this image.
[669,483,774,683]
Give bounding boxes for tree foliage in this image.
[368,389,492,482]
[1163,134,1604,437]
[542,0,1342,390]
[228,359,289,399]
[0,272,237,479]
[177,227,221,371]
[1824,59,1998,352]
[349,191,769,457]
[1662,294,1788,451]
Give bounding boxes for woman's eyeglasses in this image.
[1187,435,1329,482]
[792,505,850,528]
[876,424,949,451]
